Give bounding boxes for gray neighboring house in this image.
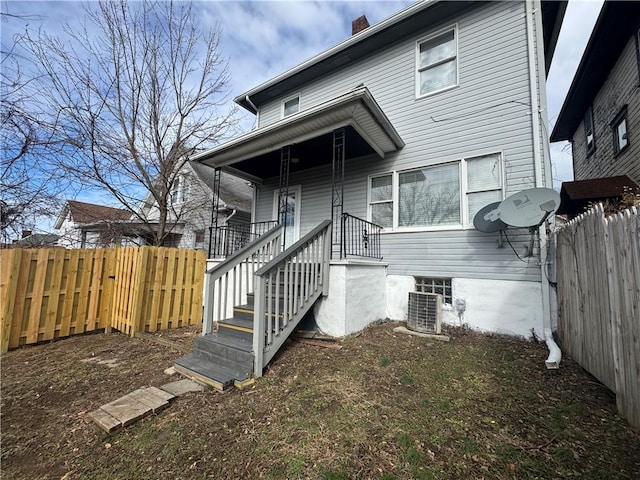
[551,1,640,184]
[192,0,565,338]
[54,165,252,253]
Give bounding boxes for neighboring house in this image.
[550,1,640,184]
[193,0,565,336]
[10,230,59,248]
[133,162,253,254]
[177,0,566,387]
[54,200,133,248]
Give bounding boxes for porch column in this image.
[331,127,345,258]
[207,167,221,258]
[278,146,291,248]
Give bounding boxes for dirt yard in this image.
[2,323,639,479]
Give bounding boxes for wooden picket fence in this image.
[0,247,206,352]
[556,204,639,429]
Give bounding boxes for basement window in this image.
[415,277,452,305]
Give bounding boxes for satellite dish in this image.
[497,188,560,228]
[473,202,507,233]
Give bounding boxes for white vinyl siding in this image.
[252,1,543,282]
[416,26,458,97]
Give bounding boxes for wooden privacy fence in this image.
[556,204,639,429]
[1,247,206,352]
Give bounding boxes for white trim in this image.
[368,152,505,232]
[281,93,301,118]
[415,24,459,99]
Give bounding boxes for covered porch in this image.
[175,87,404,385]
[192,85,404,261]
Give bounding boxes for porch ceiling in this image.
[191,86,404,181]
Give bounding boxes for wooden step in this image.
[174,352,251,392]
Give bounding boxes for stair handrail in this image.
[203,223,283,335]
[253,220,332,377]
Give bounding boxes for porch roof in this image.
[190,86,404,182]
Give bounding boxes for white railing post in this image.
[322,223,332,296]
[203,271,214,335]
[253,276,266,378]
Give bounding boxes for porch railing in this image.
[253,220,332,377]
[203,223,283,335]
[208,221,279,259]
[341,213,383,260]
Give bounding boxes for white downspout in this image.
[525,0,561,368]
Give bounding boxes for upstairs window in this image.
[584,106,595,155]
[611,106,629,155]
[282,95,300,117]
[417,26,458,97]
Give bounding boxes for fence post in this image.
[128,247,150,336]
[0,249,22,353]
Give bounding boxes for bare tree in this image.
[21,0,237,245]
[1,12,76,244]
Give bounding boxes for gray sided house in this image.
[135,162,252,253]
[551,1,640,184]
[176,1,566,386]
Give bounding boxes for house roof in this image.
[13,233,60,248]
[54,200,132,229]
[235,0,566,113]
[550,2,640,142]
[556,175,640,216]
[191,86,404,180]
[188,162,252,212]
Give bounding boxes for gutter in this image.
[525,0,561,369]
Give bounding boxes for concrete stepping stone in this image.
[88,387,176,433]
[161,379,204,396]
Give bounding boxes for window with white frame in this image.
[399,163,460,227]
[282,95,300,117]
[369,153,504,230]
[584,106,595,154]
[611,106,629,155]
[416,27,458,97]
[171,174,191,204]
[465,153,503,224]
[369,174,393,228]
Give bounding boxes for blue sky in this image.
[1,0,604,227]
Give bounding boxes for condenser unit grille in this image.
[407,292,442,334]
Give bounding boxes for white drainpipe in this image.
[525,0,561,368]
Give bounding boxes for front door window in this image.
[273,186,301,249]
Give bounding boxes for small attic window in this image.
[282,95,300,117]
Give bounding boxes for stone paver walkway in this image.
[87,379,204,433]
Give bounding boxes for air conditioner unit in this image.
[407,292,442,334]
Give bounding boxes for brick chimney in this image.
[351,15,369,35]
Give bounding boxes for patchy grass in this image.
[1,323,639,479]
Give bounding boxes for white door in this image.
[273,185,301,249]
